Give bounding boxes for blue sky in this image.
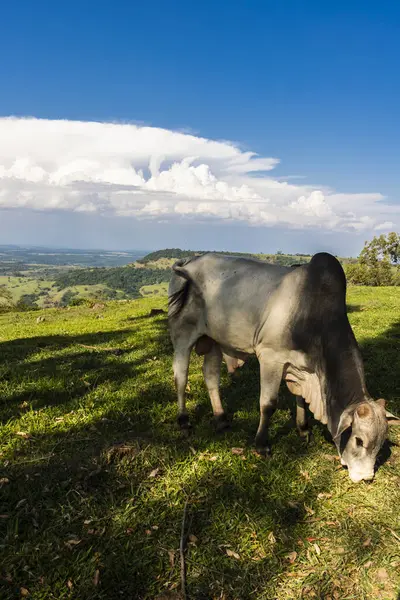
[0,0,399,255]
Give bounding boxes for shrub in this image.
[69,297,94,307]
[0,286,14,312]
[391,267,400,286]
[344,261,399,286]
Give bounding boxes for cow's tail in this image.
[168,257,194,318]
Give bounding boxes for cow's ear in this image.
[336,402,372,437]
[376,398,386,409]
[334,409,354,439]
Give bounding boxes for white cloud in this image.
[0,116,398,233]
[289,191,333,218]
[374,221,394,231]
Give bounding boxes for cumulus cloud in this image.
[374,221,394,231]
[0,117,397,232]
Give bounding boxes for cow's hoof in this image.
[177,414,192,434]
[298,429,312,445]
[255,446,272,458]
[213,413,230,433]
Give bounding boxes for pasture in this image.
[0,287,399,599]
[0,276,56,304]
[140,283,169,297]
[0,276,116,308]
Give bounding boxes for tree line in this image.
[53,266,171,297]
[137,248,254,263]
[344,232,400,286]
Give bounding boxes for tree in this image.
[386,231,400,264]
[0,286,13,310]
[345,232,400,286]
[16,294,39,310]
[59,290,77,307]
[360,232,400,265]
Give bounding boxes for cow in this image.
[168,251,399,483]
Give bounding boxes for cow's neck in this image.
[320,324,369,434]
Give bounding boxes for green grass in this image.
[0,276,56,303]
[48,284,120,305]
[0,277,124,308]
[0,288,400,599]
[134,258,177,270]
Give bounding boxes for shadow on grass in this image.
[0,315,172,424]
[0,311,399,599]
[346,303,362,313]
[359,319,400,414]
[0,309,328,599]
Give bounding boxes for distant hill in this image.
[138,248,312,268]
[137,248,201,263]
[0,245,146,269]
[53,266,171,299]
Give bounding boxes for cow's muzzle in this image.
[348,471,374,483]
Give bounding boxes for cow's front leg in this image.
[255,357,283,456]
[296,396,312,444]
[203,343,229,431]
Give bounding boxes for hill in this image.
[137,247,314,268]
[1,288,400,599]
[0,246,160,308]
[53,266,171,300]
[0,245,146,269]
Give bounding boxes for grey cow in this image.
[168,251,400,483]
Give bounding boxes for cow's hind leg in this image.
[202,343,229,432]
[173,346,192,432]
[255,356,283,456]
[296,396,312,444]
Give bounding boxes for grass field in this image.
[47,284,119,306]
[0,287,400,599]
[0,276,56,303]
[134,258,176,270]
[0,277,121,307]
[140,283,169,297]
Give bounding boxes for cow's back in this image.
[170,254,292,352]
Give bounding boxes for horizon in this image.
[0,242,359,258]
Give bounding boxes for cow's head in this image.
[334,399,400,483]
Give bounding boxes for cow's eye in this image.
[355,437,364,447]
